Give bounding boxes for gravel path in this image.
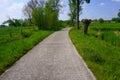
[0,28,96,80]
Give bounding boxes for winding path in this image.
[0,28,96,80]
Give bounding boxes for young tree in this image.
[68,0,77,25]
[45,0,61,29]
[32,7,46,29]
[69,0,90,30]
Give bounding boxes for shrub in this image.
[32,7,46,30]
[99,18,104,23]
[21,30,32,38]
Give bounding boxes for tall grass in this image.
[90,23,120,31]
[0,27,37,44]
[69,27,120,80]
[0,27,53,74]
[100,31,120,47]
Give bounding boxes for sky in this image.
[0,0,120,25]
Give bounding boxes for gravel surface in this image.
[0,28,96,80]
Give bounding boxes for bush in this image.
[112,18,120,23]
[21,30,32,38]
[99,18,104,23]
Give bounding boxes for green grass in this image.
[0,27,53,74]
[90,23,120,31]
[0,27,38,44]
[100,31,120,47]
[88,23,120,47]
[69,24,120,80]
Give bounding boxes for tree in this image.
[32,7,46,29]
[45,0,61,29]
[68,0,77,25]
[23,0,45,24]
[81,19,91,34]
[68,0,90,30]
[3,19,15,26]
[111,9,120,23]
[32,0,61,30]
[76,0,90,30]
[118,9,120,18]
[112,18,120,23]
[99,18,104,23]
[3,18,26,27]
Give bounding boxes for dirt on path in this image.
[0,28,96,80]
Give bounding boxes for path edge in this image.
[68,27,96,80]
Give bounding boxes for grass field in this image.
[69,23,120,80]
[90,23,120,31]
[0,26,53,74]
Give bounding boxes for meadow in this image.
[69,23,120,80]
[0,26,53,74]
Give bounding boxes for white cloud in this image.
[6,2,25,19]
[112,0,120,2]
[0,0,8,7]
[59,7,70,20]
[0,13,8,24]
[100,3,105,6]
[0,0,8,4]
[59,11,70,20]
[59,1,64,6]
[0,2,25,24]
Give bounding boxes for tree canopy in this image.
[68,0,90,29]
[30,0,61,30]
[118,9,120,18]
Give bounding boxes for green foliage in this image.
[68,0,90,29]
[90,23,120,31]
[0,27,35,44]
[21,29,32,38]
[98,18,104,23]
[69,23,120,80]
[3,18,28,27]
[32,0,61,30]
[100,31,120,47]
[68,0,77,25]
[111,9,120,23]
[112,18,120,23]
[118,11,120,18]
[90,23,120,47]
[32,7,46,29]
[0,27,53,74]
[86,0,90,3]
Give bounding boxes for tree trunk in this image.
[76,0,79,30]
[83,24,89,34]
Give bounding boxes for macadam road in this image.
[0,28,96,80]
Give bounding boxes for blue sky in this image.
[0,0,120,24]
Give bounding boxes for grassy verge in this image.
[90,23,120,31]
[0,27,53,74]
[69,27,120,80]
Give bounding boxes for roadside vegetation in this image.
[69,22,120,80]
[0,0,67,75]
[0,26,54,74]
